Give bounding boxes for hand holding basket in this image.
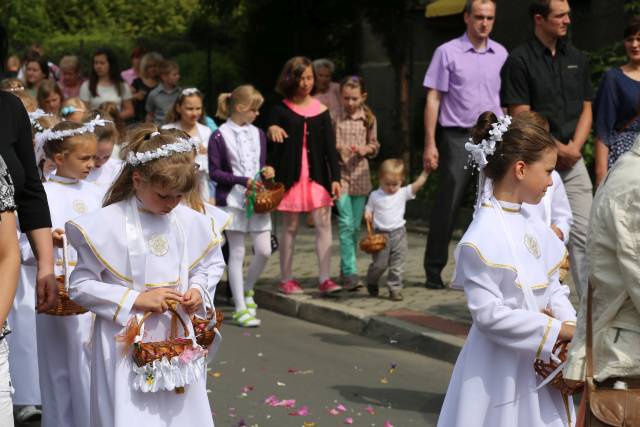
[245,171,284,217]
[44,234,88,316]
[534,340,583,395]
[190,287,223,348]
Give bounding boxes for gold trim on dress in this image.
[536,316,554,359]
[67,220,133,283]
[189,217,223,270]
[48,177,79,186]
[113,288,131,322]
[548,248,569,277]
[480,202,521,213]
[459,242,518,273]
[144,279,180,288]
[55,260,77,267]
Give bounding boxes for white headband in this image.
[34,115,111,147]
[126,137,199,166]
[465,115,511,170]
[181,87,199,96]
[28,109,52,133]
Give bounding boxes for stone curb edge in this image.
[254,287,464,364]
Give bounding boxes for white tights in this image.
[280,207,332,284]
[226,230,272,312]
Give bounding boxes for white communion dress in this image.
[66,197,225,427]
[437,199,577,427]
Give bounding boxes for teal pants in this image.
[336,195,367,276]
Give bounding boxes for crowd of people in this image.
[0,0,637,425]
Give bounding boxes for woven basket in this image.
[559,254,570,283]
[251,180,285,214]
[534,340,583,395]
[359,218,387,254]
[132,308,194,368]
[192,310,223,348]
[44,236,88,316]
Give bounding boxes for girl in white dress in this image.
[209,85,273,327]
[437,112,578,427]
[163,88,213,202]
[86,115,123,195]
[36,120,105,427]
[66,126,224,427]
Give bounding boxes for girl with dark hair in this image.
[437,112,577,426]
[267,56,341,296]
[593,16,640,187]
[24,54,49,98]
[80,48,133,120]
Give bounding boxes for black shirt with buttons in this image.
[500,36,592,144]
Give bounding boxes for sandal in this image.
[232,309,261,327]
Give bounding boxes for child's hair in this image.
[88,110,119,144]
[471,111,556,181]
[104,125,197,207]
[166,88,206,124]
[339,75,376,129]
[36,80,63,111]
[24,54,50,86]
[89,47,124,97]
[61,97,89,120]
[275,56,313,98]
[43,121,97,160]
[514,110,550,132]
[215,85,264,120]
[12,90,37,112]
[184,186,205,214]
[32,114,61,136]
[59,55,81,74]
[159,59,179,76]
[379,159,406,180]
[96,101,125,136]
[0,78,24,92]
[139,52,163,79]
[312,58,335,74]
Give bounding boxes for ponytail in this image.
[215,93,232,120]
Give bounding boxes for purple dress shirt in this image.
[423,33,507,128]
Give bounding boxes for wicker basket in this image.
[359,218,387,254]
[44,235,88,316]
[132,308,194,368]
[250,180,285,214]
[192,310,224,348]
[559,254,570,283]
[534,340,583,395]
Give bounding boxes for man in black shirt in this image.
[501,0,592,298]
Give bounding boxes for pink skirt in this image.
[278,178,333,212]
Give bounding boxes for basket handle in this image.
[138,307,190,341]
[61,234,70,291]
[365,217,373,236]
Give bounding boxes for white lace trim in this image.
[132,346,207,393]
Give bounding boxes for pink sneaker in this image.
[279,280,304,295]
[319,279,342,294]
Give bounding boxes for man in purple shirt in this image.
[422,0,507,289]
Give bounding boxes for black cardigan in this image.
[267,101,340,192]
[0,92,51,231]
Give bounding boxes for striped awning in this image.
[425,0,466,18]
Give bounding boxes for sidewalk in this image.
[221,215,578,364]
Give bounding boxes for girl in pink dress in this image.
[267,56,342,295]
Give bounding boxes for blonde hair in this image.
[61,97,89,121]
[104,125,198,207]
[379,159,406,180]
[184,185,205,214]
[12,90,37,112]
[32,114,60,135]
[215,85,264,120]
[59,55,81,73]
[0,78,24,92]
[139,52,163,79]
[43,121,97,160]
[87,110,119,144]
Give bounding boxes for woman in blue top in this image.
[594,17,640,186]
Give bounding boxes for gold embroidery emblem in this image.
[148,234,169,257]
[72,199,87,214]
[524,234,541,259]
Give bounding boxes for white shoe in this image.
[232,309,261,327]
[15,405,42,423]
[244,290,258,317]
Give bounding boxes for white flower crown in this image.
[126,137,199,166]
[28,109,52,132]
[34,115,111,147]
[465,115,512,170]
[181,87,200,96]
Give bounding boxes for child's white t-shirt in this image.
[365,185,415,231]
[79,81,132,110]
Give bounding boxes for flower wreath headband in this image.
[34,115,111,148]
[125,133,199,166]
[28,109,52,133]
[465,115,512,212]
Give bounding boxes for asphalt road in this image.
[16,308,453,427]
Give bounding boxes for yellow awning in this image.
[425,0,465,18]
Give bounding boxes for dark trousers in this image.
[424,127,472,283]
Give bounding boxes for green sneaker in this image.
[232,309,261,327]
[244,290,258,317]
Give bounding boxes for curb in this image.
[254,287,465,364]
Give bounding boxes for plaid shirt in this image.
[333,108,380,196]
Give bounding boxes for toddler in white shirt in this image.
[364,159,428,301]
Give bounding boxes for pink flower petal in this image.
[241,386,254,393]
[289,405,309,416]
[384,421,395,427]
[336,404,347,412]
[329,408,340,416]
[274,399,296,408]
[365,405,375,415]
[264,395,278,405]
[344,417,354,424]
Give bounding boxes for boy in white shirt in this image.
[364,159,429,301]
